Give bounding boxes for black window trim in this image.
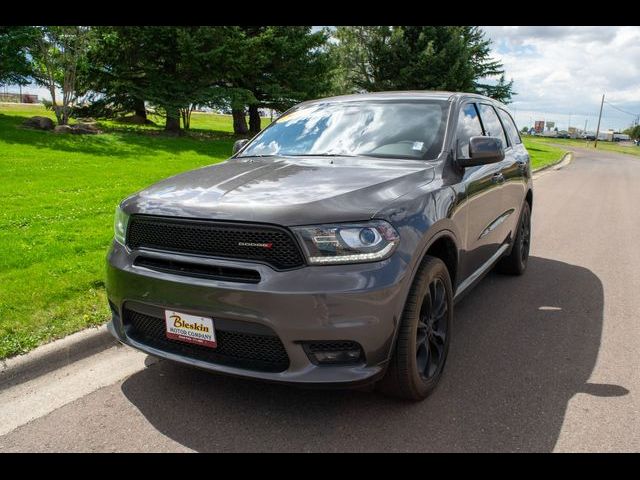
[497,107,522,145]
[476,102,513,152]
[478,102,512,151]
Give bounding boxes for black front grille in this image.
[124,309,290,373]
[306,341,363,353]
[134,256,261,283]
[127,215,305,270]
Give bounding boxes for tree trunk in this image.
[180,106,193,130]
[232,108,249,135]
[49,86,63,125]
[165,107,181,133]
[134,98,147,120]
[249,105,261,134]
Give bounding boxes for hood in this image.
[122,156,435,226]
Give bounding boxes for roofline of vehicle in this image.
[296,91,508,109]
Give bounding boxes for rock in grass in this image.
[53,125,74,134]
[23,116,55,130]
[74,123,100,134]
[53,123,101,135]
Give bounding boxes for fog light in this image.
[304,341,364,365]
[312,350,362,364]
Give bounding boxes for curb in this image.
[0,324,118,390]
[532,151,573,174]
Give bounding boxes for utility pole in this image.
[594,93,605,148]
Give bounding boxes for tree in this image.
[126,26,246,133]
[73,26,332,134]
[0,26,38,86]
[331,26,514,103]
[461,27,514,102]
[623,125,640,140]
[78,27,247,132]
[80,26,152,121]
[226,26,333,134]
[30,26,93,125]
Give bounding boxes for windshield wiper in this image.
[278,153,358,157]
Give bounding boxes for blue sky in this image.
[481,26,640,132]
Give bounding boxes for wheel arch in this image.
[382,228,460,365]
[422,233,459,289]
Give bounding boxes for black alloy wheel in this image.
[416,278,449,380]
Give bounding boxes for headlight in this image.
[292,220,400,265]
[114,205,130,245]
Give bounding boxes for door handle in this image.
[516,160,528,173]
[492,173,505,184]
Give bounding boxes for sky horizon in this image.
[481,26,640,132]
[3,26,638,133]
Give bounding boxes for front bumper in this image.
[106,241,412,386]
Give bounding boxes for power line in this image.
[595,93,605,149]
[603,100,640,117]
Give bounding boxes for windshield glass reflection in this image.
[239,100,449,160]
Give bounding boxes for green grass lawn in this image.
[0,103,569,359]
[0,103,253,358]
[537,136,640,158]
[522,136,569,170]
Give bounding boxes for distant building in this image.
[613,133,630,142]
[0,92,39,103]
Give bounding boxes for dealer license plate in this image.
[164,310,217,348]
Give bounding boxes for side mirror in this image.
[458,136,505,167]
[232,139,249,155]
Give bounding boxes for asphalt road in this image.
[1,146,639,452]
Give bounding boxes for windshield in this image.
[238,100,450,160]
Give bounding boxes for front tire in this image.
[377,256,453,401]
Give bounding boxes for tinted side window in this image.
[498,108,522,145]
[456,103,484,158]
[478,103,509,148]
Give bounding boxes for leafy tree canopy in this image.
[0,26,39,85]
[332,26,514,103]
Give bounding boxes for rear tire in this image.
[496,201,531,276]
[377,256,453,401]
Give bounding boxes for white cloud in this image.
[482,26,640,132]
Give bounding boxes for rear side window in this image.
[478,103,509,148]
[456,103,484,158]
[497,108,522,145]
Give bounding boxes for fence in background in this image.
[0,93,39,103]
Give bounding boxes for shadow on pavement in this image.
[121,256,626,452]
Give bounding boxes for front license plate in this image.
[164,310,217,348]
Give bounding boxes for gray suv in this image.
[106,91,532,400]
